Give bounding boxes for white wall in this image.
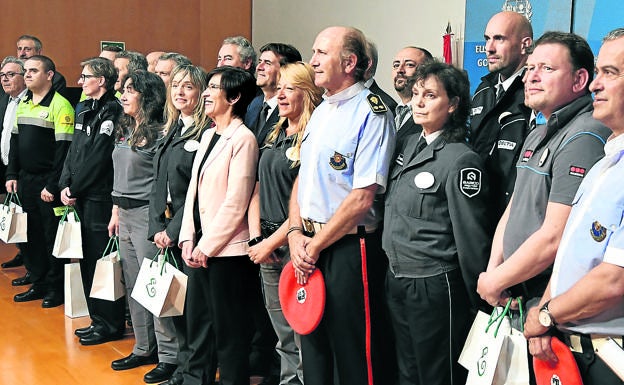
[252,0,466,103]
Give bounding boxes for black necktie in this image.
[256,102,270,133]
[416,135,428,154]
[395,105,411,129]
[495,83,504,103]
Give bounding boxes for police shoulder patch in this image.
[459,168,482,198]
[100,120,114,136]
[367,93,388,114]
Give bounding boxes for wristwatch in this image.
[538,300,557,328]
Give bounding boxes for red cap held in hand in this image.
[279,261,325,335]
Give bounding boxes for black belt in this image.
[260,220,282,238]
[112,196,149,209]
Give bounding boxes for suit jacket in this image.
[179,118,259,257]
[148,122,209,243]
[244,95,279,145]
[369,80,398,117]
[396,118,422,152]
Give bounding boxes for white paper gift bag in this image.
[64,262,89,318]
[52,206,83,259]
[90,236,125,301]
[131,248,187,317]
[462,299,529,385]
[0,193,27,243]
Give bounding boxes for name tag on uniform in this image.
[497,140,516,151]
[471,106,483,116]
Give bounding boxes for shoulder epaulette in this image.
[366,93,388,114]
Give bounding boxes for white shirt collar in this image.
[420,129,443,144]
[323,82,366,104]
[499,67,523,92]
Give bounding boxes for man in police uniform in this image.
[288,26,396,385]
[58,57,126,345]
[524,28,624,385]
[468,11,533,220]
[477,33,611,310]
[6,55,74,307]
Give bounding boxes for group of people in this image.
[0,9,623,385]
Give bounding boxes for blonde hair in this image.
[264,62,323,167]
[163,64,211,141]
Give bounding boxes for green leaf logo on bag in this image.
[477,346,488,376]
[0,217,5,231]
[146,277,157,298]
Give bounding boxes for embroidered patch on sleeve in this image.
[569,166,586,177]
[460,168,482,198]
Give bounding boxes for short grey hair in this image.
[603,28,624,42]
[1,56,25,71]
[116,50,148,72]
[222,36,257,68]
[158,52,192,66]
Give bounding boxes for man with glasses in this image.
[6,55,74,308]
[0,57,28,272]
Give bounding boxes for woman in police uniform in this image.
[147,65,213,385]
[247,62,323,384]
[382,62,493,385]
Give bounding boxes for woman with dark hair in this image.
[382,61,493,385]
[147,64,216,385]
[179,66,258,385]
[247,62,323,385]
[107,70,178,381]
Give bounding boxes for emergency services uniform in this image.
[503,95,611,300]
[257,124,303,385]
[297,82,396,385]
[468,70,531,219]
[383,132,493,385]
[7,89,74,294]
[549,133,624,385]
[59,91,125,336]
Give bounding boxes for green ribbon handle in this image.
[3,192,23,207]
[11,192,22,207]
[517,297,524,333]
[486,299,513,338]
[58,206,82,224]
[149,247,178,275]
[101,235,121,260]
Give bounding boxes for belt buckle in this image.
[302,218,315,234]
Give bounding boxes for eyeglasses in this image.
[0,72,24,80]
[79,74,98,81]
[206,83,222,91]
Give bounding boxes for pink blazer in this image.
[179,118,259,257]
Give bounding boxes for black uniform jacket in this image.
[383,133,494,308]
[148,122,209,243]
[59,91,121,201]
[468,72,531,219]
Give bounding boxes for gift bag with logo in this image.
[0,193,27,243]
[131,248,187,317]
[52,206,83,259]
[90,235,125,301]
[64,262,89,318]
[461,299,529,385]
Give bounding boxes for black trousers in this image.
[168,247,218,385]
[385,268,472,385]
[18,172,65,291]
[201,256,257,385]
[560,332,624,385]
[74,199,125,334]
[301,231,396,385]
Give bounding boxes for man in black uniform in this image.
[59,57,126,345]
[468,11,533,219]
